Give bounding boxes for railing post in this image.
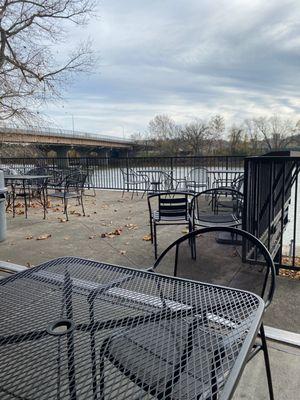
[225,156,229,186]
[126,155,130,192]
[86,157,90,189]
[170,157,174,188]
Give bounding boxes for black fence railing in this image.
[2,154,298,271]
[0,155,245,190]
[243,154,300,272]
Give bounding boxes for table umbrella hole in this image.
[47,319,74,336]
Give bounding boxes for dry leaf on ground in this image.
[181,228,189,234]
[143,234,152,241]
[26,235,33,240]
[109,228,122,236]
[58,217,67,223]
[120,250,127,255]
[125,223,138,230]
[36,234,51,241]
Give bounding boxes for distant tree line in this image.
[132,114,300,156]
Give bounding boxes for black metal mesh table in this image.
[0,257,264,400]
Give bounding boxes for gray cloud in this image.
[43,0,300,137]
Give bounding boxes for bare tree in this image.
[209,114,225,138]
[180,119,211,155]
[0,0,96,122]
[251,116,295,151]
[148,114,180,155]
[228,125,244,155]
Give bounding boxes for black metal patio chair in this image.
[47,171,87,221]
[214,174,244,193]
[191,188,244,230]
[98,227,275,400]
[147,191,193,258]
[150,226,275,399]
[184,167,210,193]
[120,168,149,199]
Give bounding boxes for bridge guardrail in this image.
[0,124,133,144]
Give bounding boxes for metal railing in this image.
[0,155,245,190]
[2,154,298,271]
[243,154,300,271]
[0,124,133,144]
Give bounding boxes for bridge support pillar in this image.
[55,147,70,168]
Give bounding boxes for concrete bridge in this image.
[0,125,134,157]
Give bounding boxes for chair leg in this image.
[12,188,16,218]
[154,222,158,259]
[131,185,134,200]
[149,218,153,244]
[64,198,69,221]
[42,188,47,220]
[23,182,28,219]
[80,194,85,216]
[260,323,274,400]
[99,356,105,400]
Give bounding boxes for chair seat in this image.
[125,179,147,184]
[186,182,207,187]
[152,210,189,222]
[48,191,80,199]
[102,318,230,399]
[195,214,241,226]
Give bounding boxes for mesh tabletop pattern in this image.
[0,257,264,400]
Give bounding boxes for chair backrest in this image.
[148,192,191,221]
[27,167,48,175]
[187,167,208,182]
[160,172,174,191]
[66,171,87,190]
[192,188,244,223]
[231,175,244,193]
[27,167,49,187]
[120,168,138,182]
[152,226,276,307]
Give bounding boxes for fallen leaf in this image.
[58,217,67,223]
[36,234,51,241]
[64,236,70,241]
[16,210,25,215]
[100,233,107,238]
[26,235,33,240]
[89,235,96,239]
[143,234,152,241]
[25,262,32,268]
[108,228,122,236]
[125,223,138,230]
[181,228,189,234]
[120,250,127,255]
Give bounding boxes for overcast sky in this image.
[43,0,300,138]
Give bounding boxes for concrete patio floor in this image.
[0,189,299,399]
